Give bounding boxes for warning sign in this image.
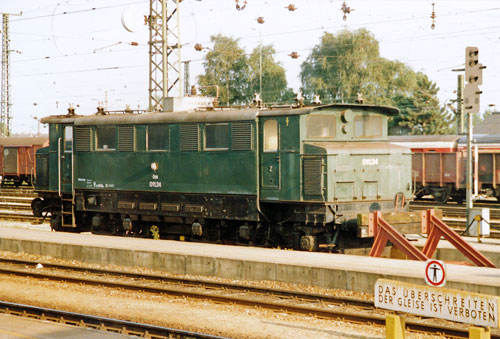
[425,259,446,287]
[375,279,499,328]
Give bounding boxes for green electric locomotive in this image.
[31,102,412,251]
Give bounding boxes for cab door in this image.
[260,119,281,199]
[60,125,73,193]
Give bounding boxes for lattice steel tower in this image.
[148,0,182,111]
[1,14,11,136]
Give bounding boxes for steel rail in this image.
[409,201,500,237]
[0,257,495,338]
[0,257,372,307]
[0,300,229,339]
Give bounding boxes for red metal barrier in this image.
[368,211,429,261]
[421,209,496,268]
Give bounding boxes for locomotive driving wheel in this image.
[300,235,317,251]
[431,187,450,204]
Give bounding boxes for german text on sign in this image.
[375,279,499,328]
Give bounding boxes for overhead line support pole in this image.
[148,0,182,112]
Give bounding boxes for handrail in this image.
[57,137,61,197]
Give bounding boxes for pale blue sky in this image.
[3,0,500,134]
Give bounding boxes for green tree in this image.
[391,73,453,135]
[248,44,292,103]
[300,28,380,103]
[197,36,293,105]
[300,29,452,134]
[475,109,493,126]
[197,35,249,105]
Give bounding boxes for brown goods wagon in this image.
[412,151,465,202]
[0,136,48,186]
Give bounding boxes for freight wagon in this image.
[389,134,500,203]
[0,136,48,187]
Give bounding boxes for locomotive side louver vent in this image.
[180,124,199,151]
[232,122,252,151]
[75,127,91,151]
[118,126,134,151]
[303,158,323,196]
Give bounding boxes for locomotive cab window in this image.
[64,126,73,151]
[263,120,278,152]
[96,126,116,150]
[148,125,169,151]
[306,115,336,139]
[205,124,229,150]
[354,115,382,138]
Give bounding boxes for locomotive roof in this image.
[40,103,399,125]
[0,135,48,147]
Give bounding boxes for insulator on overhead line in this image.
[295,91,304,107]
[252,93,262,107]
[340,1,353,21]
[194,43,203,51]
[286,4,297,11]
[67,104,76,116]
[256,16,265,24]
[289,51,299,59]
[430,3,436,29]
[235,0,247,11]
[96,104,105,115]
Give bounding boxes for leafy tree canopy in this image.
[197,35,249,105]
[300,28,453,134]
[197,35,293,105]
[248,44,294,103]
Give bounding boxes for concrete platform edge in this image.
[0,238,498,295]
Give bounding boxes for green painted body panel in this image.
[299,106,412,203]
[38,104,411,210]
[47,123,74,194]
[74,121,257,195]
[74,151,256,194]
[303,141,412,202]
[259,116,301,201]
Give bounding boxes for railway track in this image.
[0,257,495,338]
[409,200,500,237]
[0,301,228,339]
[0,188,45,223]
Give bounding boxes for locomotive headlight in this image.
[151,162,158,171]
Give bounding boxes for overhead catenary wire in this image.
[5,1,500,134]
[10,1,148,22]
